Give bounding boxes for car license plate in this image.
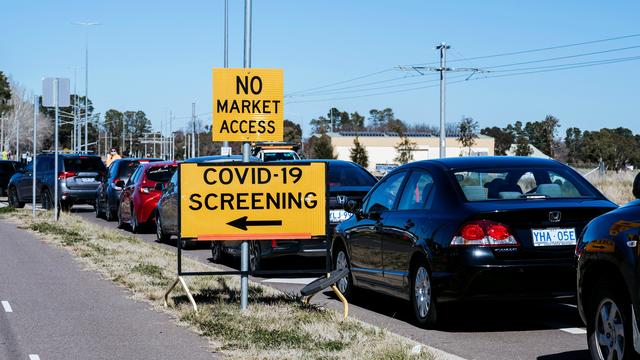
[80,177,94,183]
[531,228,577,247]
[330,209,351,223]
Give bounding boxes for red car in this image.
[117,161,177,233]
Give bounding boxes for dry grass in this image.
[2,209,431,360]
[581,170,638,205]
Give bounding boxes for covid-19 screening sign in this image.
[212,68,284,142]
[179,162,327,240]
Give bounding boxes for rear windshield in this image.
[328,164,377,187]
[263,152,299,161]
[64,157,106,173]
[117,161,142,180]
[146,165,176,183]
[0,162,17,173]
[453,167,597,201]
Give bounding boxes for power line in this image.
[285,73,430,98]
[286,68,395,96]
[409,32,640,66]
[484,45,640,69]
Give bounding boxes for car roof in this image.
[183,155,261,163]
[139,160,176,169]
[419,156,562,170]
[284,159,358,166]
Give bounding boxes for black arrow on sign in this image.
[226,216,282,231]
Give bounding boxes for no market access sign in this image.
[212,68,284,142]
[179,162,327,240]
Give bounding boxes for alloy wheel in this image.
[335,250,349,294]
[594,298,625,360]
[414,267,432,319]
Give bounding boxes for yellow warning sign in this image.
[179,162,326,240]
[212,68,284,142]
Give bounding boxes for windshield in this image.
[453,167,597,201]
[328,164,377,187]
[64,157,106,173]
[145,165,177,183]
[263,152,299,161]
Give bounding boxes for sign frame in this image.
[171,161,331,280]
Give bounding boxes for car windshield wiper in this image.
[519,193,548,199]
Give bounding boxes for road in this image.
[69,205,590,360]
[0,217,216,360]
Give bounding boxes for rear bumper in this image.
[223,238,328,258]
[60,188,97,204]
[433,262,576,302]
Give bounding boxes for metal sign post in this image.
[240,0,252,312]
[42,78,70,221]
[32,95,37,218]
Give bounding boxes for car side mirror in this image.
[633,173,640,199]
[343,199,360,214]
[154,183,165,191]
[115,180,125,188]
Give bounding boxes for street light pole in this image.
[240,0,252,312]
[73,22,100,154]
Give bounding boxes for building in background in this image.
[326,131,494,175]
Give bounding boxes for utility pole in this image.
[397,43,487,159]
[240,0,252,312]
[191,103,196,159]
[122,113,126,155]
[169,111,173,160]
[73,68,77,152]
[222,0,230,154]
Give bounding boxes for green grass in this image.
[4,209,431,360]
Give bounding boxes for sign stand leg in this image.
[163,276,198,313]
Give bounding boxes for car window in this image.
[453,167,597,201]
[169,171,178,193]
[36,157,50,172]
[328,164,377,187]
[263,152,298,161]
[117,160,141,180]
[63,157,106,173]
[398,171,434,210]
[145,165,176,183]
[127,166,142,186]
[1,162,17,173]
[363,172,407,213]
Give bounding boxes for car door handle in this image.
[405,219,415,230]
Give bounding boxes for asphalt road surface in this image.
[0,217,216,360]
[64,204,590,360]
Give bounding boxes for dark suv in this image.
[8,153,107,211]
[95,158,160,220]
[0,160,23,196]
[577,173,640,360]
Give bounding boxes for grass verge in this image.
[2,209,431,360]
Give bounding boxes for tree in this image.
[309,134,336,159]
[1,79,52,153]
[580,128,639,169]
[564,127,583,164]
[524,115,560,157]
[480,126,514,155]
[507,121,532,156]
[0,71,12,116]
[368,108,406,133]
[394,136,416,165]
[283,119,302,144]
[350,136,369,168]
[457,117,478,156]
[310,116,331,134]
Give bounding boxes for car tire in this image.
[410,260,438,328]
[60,200,72,213]
[41,188,52,210]
[106,207,115,222]
[332,243,354,299]
[155,212,170,243]
[249,241,261,273]
[117,207,125,229]
[586,278,636,360]
[8,186,25,208]
[95,198,103,218]
[131,206,139,233]
[211,242,223,263]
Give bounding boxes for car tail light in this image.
[58,171,77,180]
[451,220,518,247]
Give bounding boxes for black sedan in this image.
[0,160,23,196]
[95,158,160,220]
[221,159,377,271]
[577,173,640,360]
[332,156,617,327]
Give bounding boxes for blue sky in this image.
[2,0,639,137]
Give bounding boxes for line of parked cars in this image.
[6,151,639,360]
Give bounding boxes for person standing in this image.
[106,148,121,167]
